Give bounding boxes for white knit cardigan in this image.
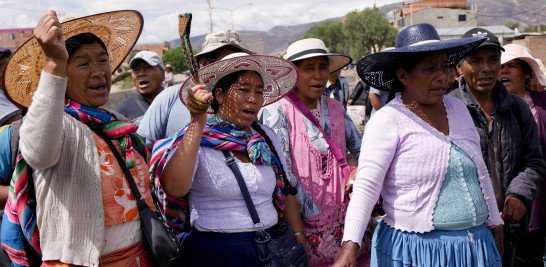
[20,72,106,266]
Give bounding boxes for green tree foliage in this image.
[161,47,190,73]
[524,24,546,33]
[301,7,397,61]
[304,21,346,54]
[343,8,398,60]
[506,21,520,30]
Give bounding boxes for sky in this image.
[0,0,402,44]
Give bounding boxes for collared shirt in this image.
[464,86,499,138]
[463,85,503,208]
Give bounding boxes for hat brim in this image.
[501,54,546,87]
[179,55,298,114]
[288,53,351,73]
[2,10,143,109]
[357,36,486,91]
[194,43,254,60]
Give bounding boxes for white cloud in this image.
[0,0,401,44]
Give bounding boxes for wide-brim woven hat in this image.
[2,10,143,109]
[285,38,352,73]
[501,43,546,87]
[356,23,486,92]
[179,53,299,114]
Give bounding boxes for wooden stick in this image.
[178,13,200,84]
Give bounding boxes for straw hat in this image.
[501,44,546,88]
[284,38,351,73]
[356,23,486,91]
[2,10,143,109]
[165,64,174,70]
[179,52,298,114]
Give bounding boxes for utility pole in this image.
[475,0,479,27]
[207,0,213,33]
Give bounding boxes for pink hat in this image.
[179,53,298,114]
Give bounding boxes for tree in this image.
[524,24,546,33]
[343,8,398,60]
[161,47,190,73]
[506,21,520,30]
[303,21,346,54]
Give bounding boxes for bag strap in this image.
[222,150,261,225]
[92,128,145,203]
[286,92,352,179]
[9,119,23,174]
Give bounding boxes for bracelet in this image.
[348,180,355,185]
[186,89,213,114]
[294,231,305,237]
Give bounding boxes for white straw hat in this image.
[284,38,351,73]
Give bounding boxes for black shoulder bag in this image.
[222,151,308,267]
[94,129,179,267]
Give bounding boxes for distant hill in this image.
[169,0,545,55]
[170,17,341,56]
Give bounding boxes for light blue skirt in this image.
[371,220,501,267]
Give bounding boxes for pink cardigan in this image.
[342,95,504,246]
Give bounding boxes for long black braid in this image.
[252,121,297,195]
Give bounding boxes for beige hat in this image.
[3,10,143,109]
[285,38,351,73]
[194,29,254,61]
[501,44,546,87]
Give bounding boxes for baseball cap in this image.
[461,28,504,51]
[129,50,164,70]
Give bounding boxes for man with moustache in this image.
[137,29,253,148]
[116,50,165,127]
[448,28,545,267]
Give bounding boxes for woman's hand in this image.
[333,241,359,267]
[345,167,357,195]
[34,10,68,77]
[187,84,212,122]
[490,225,503,258]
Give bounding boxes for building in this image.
[388,0,476,30]
[503,33,546,66]
[437,25,514,41]
[0,28,34,51]
[136,42,170,57]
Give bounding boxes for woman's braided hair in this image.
[251,121,297,195]
[212,69,296,194]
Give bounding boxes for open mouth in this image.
[88,84,106,91]
[310,84,323,90]
[138,80,149,87]
[499,78,511,84]
[242,109,256,117]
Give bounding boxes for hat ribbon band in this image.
[408,39,440,47]
[287,48,328,61]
